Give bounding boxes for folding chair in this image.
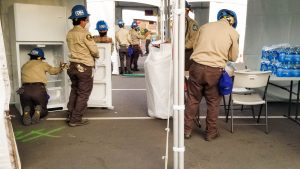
[224,63,254,122]
[230,71,271,133]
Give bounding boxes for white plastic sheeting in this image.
[0,56,12,169]
[0,19,16,169]
[144,43,173,119]
[244,0,300,101]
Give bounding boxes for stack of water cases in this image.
[260,44,300,77]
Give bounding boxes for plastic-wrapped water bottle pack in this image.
[260,44,300,77]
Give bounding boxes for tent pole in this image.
[160,0,165,41]
[172,0,179,167]
[178,0,185,168]
[173,0,185,168]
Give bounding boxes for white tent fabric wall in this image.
[0,51,12,169]
[0,19,18,169]
[244,0,300,101]
[87,1,120,74]
[144,43,173,119]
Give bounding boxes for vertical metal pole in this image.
[288,81,293,117]
[160,0,165,42]
[296,81,300,120]
[172,0,179,168]
[173,0,185,168]
[178,0,185,168]
[164,0,170,41]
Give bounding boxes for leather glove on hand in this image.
[60,62,69,70]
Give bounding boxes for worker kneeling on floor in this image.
[17,48,66,126]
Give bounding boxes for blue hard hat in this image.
[131,21,138,28]
[217,9,238,28]
[96,20,108,31]
[118,19,125,27]
[218,71,233,95]
[185,1,192,10]
[69,5,90,19]
[28,48,45,59]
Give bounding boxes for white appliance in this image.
[88,43,113,109]
[10,3,67,114]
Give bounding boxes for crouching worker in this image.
[17,48,66,126]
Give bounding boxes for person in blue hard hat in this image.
[185,0,199,71]
[66,5,99,127]
[217,9,238,28]
[144,28,151,55]
[129,21,144,71]
[93,20,115,57]
[17,48,66,126]
[115,19,132,74]
[184,9,239,141]
[93,20,113,43]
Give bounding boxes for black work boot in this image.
[22,106,31,126]
[31,105,41,124]
[184,133,192,139]
[68,119,89,127]
[205,131,220,141]
[66,112,71,123]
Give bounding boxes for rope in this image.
[163,36,174,169]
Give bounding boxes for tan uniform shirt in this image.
[67,25,99,67]
[185,16,199,49]
[93,35,114,53]
[93,36,112,43]
[129,29,144,45]
[21,60,61,84]
[145,32,151,40]
[116,28,131,46]
[191,19,239,68]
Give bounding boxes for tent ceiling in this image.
[190,1,210,8]
[115,1,209,8]
[115,1,156,7]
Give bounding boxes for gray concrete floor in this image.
[11,57,300,169]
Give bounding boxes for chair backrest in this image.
[225,62,248,77]
[233,62,247,70]
[233,71,271,88]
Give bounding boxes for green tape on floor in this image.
[122,73,145,77]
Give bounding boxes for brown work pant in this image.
[67,62,93,123]
[131,45,141,70]
[119,46,132,73]
[184,62,222,135]
[20,83,48,117]
[145,39,151,54]
[185,48,193,71]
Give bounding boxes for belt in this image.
[23,82,45,86]
[192,61,223,70]
[132,44,139,47]
[70,62,92,68]
[119,45,128,47]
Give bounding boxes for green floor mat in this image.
[122,73,145,77]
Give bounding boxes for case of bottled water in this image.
[260,44,300,77]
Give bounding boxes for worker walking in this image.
[185,1,199,71]
[129,21,144,71]
[66,5,99,127]
[144,29,151,55]
[18,48,65,126]
[184,9,239,141]
[115,19,132,74]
